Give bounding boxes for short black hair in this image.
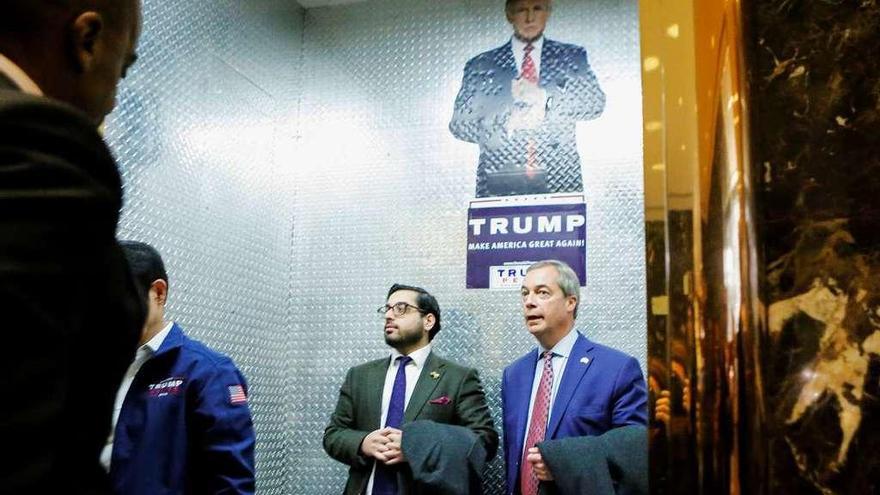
[119,240,168,302]
[387,283,442,341]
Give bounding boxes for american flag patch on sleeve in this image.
[228,385,247,405]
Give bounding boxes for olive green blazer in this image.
[323,352,498,494]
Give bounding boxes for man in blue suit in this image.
[449,0,605,197]
[501,260,647,495]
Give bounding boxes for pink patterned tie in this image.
[520,351,553,495]
[521,43,539,172]
[521,43,538,84]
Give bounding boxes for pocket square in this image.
[429,395,451,405]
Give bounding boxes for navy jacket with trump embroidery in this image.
[109,323,255,494]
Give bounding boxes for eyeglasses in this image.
[377,302,426,318]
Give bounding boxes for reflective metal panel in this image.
[107,1,303,493]
[296,0,644,493]
[106,0,644,493]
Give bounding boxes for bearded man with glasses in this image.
[324,284,498,495]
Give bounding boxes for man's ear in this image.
[423,313,436,333]
[565,295,577,313]
[68,11,104,72]
[151,279,169,306]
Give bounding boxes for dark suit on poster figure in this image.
[449,0,605,198]
[0,2,145,492]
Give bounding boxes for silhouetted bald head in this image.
[0,0,142,124]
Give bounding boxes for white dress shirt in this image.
[521,328,578,455]
[0,52,43,95]
[511,35,545,78]
[100,322,174,471]
[365,342,433,495]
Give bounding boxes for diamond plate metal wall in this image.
[295,1,644,493]
[105,0,643,493]
[106,0,303,493]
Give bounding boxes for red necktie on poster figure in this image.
[521,43,538,83]
[521,43,539,174]
[520,351,554,495]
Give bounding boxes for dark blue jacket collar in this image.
[153,322,187,358]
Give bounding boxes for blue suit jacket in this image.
[109,323,255,495]
[449,38,605,197]
[501,332,647,495]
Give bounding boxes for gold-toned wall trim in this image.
[642,0,765,492]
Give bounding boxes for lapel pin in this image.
[580,357,590,365]
[430,371,441,380]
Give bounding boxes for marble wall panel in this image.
[750,1,880,493]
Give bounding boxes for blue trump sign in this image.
[466,197,587,289]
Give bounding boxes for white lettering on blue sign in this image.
[469,214,585,236]
[513,217,531,234]
[490,218,508,235]
[538,215,561,233]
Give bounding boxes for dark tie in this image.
[520,351,554,495]
[372,355,413,495]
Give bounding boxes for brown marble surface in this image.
[750,0,880,493]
